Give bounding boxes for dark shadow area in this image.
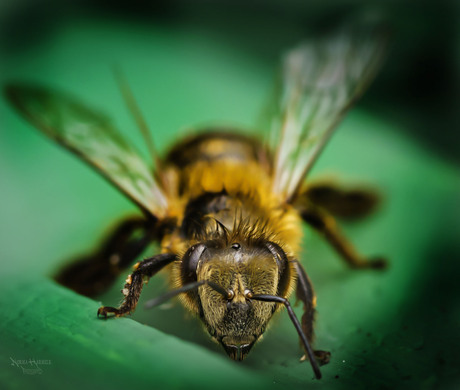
[340,238,460,389]
[0,0,66,54]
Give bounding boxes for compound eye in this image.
[244,289,253,299]
[265,241,288,274]
[181,244,207,282]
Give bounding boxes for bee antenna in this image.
[144,280,229,309]
[249,294,322,380]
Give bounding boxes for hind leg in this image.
[295,181,386,269]
[299,203,386,269]
[55,216,157,297]
[303,182,380,221]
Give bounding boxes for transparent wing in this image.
[270,19,387,201]
[5,84,168,216]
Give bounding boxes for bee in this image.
[5,19,387,379]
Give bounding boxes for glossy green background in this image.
[1,2,459,389]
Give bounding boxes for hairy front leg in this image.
[97,253,177,318]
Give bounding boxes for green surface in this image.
[1,9,459,390]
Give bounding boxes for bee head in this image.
[180,239,292,361]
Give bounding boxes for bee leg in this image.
[300,205,386,269]
[293,260,331,365]
[97,253,177,318]
[55,216,157,297]
[303,183,380,221]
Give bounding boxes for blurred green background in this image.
[0,1,459,389]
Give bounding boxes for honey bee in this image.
[5,19,387,379]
